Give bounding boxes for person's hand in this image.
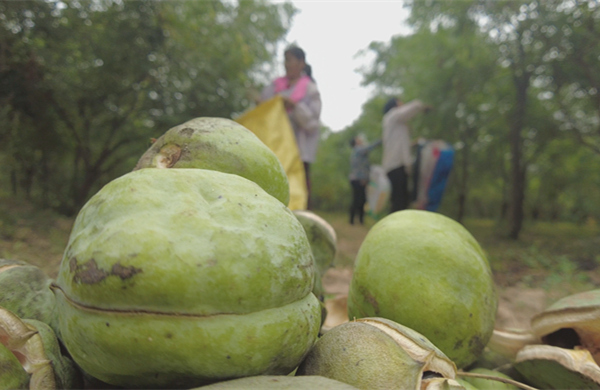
[246,89,261,105]
[282,96,296,110]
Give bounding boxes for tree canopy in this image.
[0,0,295,214]
[311,0,600,238]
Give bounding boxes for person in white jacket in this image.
[261,46,322,209]
[382,97,431,213]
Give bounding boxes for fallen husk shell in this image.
[0,307,83,389]
[0,258,59,335]
[514,344,600,389]
[531,289,600,365]
[134,117,290,205]
[52,168,320,389]
[347,210,497,369]
[296,317,458,389]
[194,375,360,389]
[487,328,540,360]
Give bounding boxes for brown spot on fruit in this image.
[72,259,142,284]
[73,259,108,284]
[111,262,142,280]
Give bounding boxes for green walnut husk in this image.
[134,117,289,205]
[194,375,360,389]
[0,259,59,335]
[292,211,336,329]
[292,210,337,276]
[347,210,497,369]
[0,307,83,389]
[514,345,600,389]
[52,168,321,389]
[296,317,462,390]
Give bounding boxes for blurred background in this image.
[1,1,599,303]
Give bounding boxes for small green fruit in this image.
[347,210,497,368]
[296,317,460,389]
[0,259,58,335]
[52,169,320,389]
[134,117,290,205]
[292,210,337,276]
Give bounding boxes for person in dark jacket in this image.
[348,134,382,225]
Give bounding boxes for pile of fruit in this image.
[2,117,600,389]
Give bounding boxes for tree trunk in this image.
[508,74,529,239]
[456,134,470,223]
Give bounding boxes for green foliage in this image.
[310,0,600,232]
[0,0,295,215]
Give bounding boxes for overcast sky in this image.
[277,1,412,131]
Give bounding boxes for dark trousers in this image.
[387,166,409,213]
[349,180,367,224]
[304,162,311,210]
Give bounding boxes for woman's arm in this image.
[291,83,322,134]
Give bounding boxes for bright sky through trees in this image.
[280,1,411,131]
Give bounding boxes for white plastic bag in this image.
[366,165,391,220]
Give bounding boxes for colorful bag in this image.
[235,96,308,210]
[412,140,454,212]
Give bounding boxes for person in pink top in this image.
[261,46,322,209]
[382,96,432,213]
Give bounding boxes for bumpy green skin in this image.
[194,375,360,389]
[134,117,290,205]
[347,210,497,369]
[0,342,29,389]
[53,169,320,389]
[23,319,84,390]
[0,259,59,335]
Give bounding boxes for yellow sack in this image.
[235,96,307,210]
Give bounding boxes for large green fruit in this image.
[134,117,289,205]
[52,168,320,389]
[347,210,497,368]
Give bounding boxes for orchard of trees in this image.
[312,0,600,239]
[2,0,599,240]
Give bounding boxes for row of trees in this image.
[1,0,295,214]
[2,1,599,240]
[311,0,600,239]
